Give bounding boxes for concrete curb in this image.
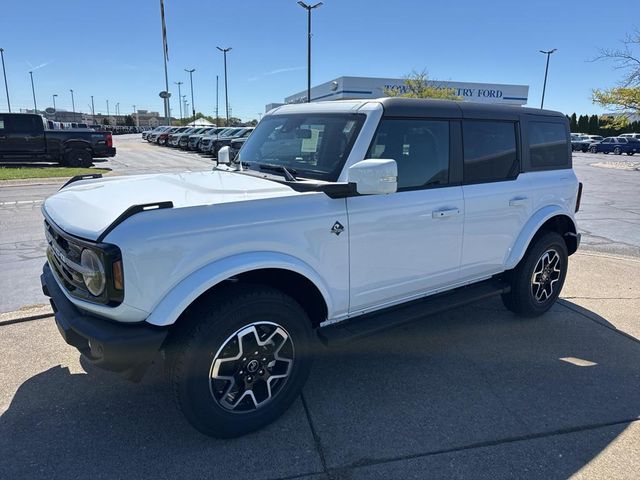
[0,305,53,325]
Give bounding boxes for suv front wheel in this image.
[501,231,568,317]
[168,285,314,438]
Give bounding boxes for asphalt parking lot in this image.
[1,136,639,479]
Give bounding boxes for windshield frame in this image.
[237,112,366,182]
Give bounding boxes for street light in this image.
[52,94,58,112]
[70,89,76,122]
[133,104,139,127]
[29,71,37,112]
[91,95,95,124]
[216,47,231,124]
[106,99,110,124]
[0,48,11,112]
[297,1,323,103]
[539,48,557,109]
[174,81,183,122]
[184,68,195,122]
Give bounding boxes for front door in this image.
[347,118,464,314]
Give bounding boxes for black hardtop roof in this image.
[377,97,565,120]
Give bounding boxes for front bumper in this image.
[41,263,168,382]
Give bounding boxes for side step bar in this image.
[318,278,510,346]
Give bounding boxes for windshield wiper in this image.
[257,163,298,182]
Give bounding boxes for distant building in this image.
[268,76,530,111]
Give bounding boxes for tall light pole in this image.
[29,71,37,112]
[184,68,195,122]
[133,105,139,127]
[52,94,57,111]
[70,89,76,122]
[91,95,95,124]
[217,47,231,124]
[106,99,110,124]
[215,74,219,126]
[0,48,10,112]
[174,81,183,122]
[298,2,323,103]
[159,0,171,125]
[539,48,557,109]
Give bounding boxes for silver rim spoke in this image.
[531,249,562,303]
[209,322,294,413]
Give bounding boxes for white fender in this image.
[145,251,334,327]
[505,205,577,269]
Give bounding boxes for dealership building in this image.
[267,76,529,111]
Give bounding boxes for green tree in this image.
[577,115,589,133]
[102,117,110,126]
[124,115,135,126]
[570,113,578,132]
[588,115,599,135]
[592,30,640,124]
[384,70,461,100]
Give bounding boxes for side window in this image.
[6,115,40,134]
[367,118,450,190]
[462,120,518,184]
[0,116,5,130]
[529,121,569,168]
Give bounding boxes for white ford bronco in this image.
[41,98,582,437]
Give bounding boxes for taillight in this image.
[575,182,583,212]
[105,133,113,148]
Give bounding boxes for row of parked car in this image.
[571,132,640,155]
[44,121,146,135]
[142,125,254,158]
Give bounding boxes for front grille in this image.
[45,220,89,295]
[201,139,211,146]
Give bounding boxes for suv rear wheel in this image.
[614,146,622,155]
[168,285,314,438]
[501,231,568,317]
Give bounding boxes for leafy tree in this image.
[588,115,599,135]
[577,115,589,133]
[570,113,578,132]
[102,117,110,126]
[384,70,461,100]
[124,115,135,126]
[592,30,640,124]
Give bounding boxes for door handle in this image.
[432,208,460,219]
[509,196,528,207]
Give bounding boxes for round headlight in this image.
[80,249,106,296]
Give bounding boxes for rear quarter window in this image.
[529,121,569,168]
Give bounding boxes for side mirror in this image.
[218,146,231,164]
[347,159,397,195]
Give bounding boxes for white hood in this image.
[43,170,299,241]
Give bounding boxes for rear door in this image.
[0,114,46,156]
[459,119,532,280]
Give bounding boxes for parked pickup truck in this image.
[40,98,581,438]
[0,113,116,166]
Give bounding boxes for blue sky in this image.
[0,0,636,120]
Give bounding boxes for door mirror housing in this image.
[347,159,397,195]
[218,146,231,164]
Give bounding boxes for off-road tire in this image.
[62,148,92,167]
[501,231,568,317]
[168,285,315,438]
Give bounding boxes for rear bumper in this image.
[41,263,168,382]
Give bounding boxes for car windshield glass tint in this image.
[238,113,365,181]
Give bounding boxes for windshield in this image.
[238,113,365,181]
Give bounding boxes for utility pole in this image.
[184,68,195,122]
[539,49,557,109]
[29,71,37,112]
[298,2,323,102]
[70,89,76,122]
[174,81,183,122]
[217,47,231,124]
[0,48,10,112]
